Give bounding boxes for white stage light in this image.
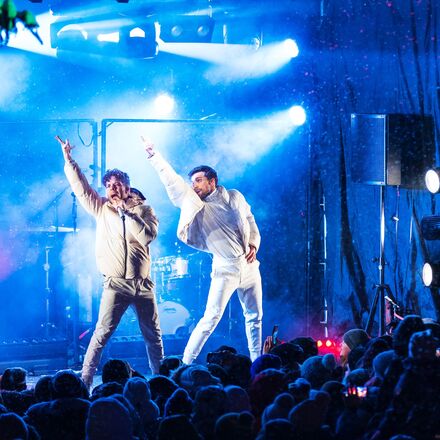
[425,169,440,194]
[129,28,145,38]
[58,24,88,41]
[282,39,299,58]
[154,94,175,116]
[97,31,119,43]
[288,106,306,126]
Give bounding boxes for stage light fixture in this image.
[160,15,214,43]
[288,105,306,126]
[56,24,88,52]
[97,31,119,43]
[170,25,183,38]
[154,93,175,116]
[421,216,440,240]
[422,262,440,287]
[317,338,338,355]
[425,168,440,194]
[119,22,158,58]
[51,18,158,59]
[282,38,299,58]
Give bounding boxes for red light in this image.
[317,338,339,356]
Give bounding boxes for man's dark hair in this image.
[102,169,130,187]
[188,165,218,186]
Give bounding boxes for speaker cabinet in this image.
[350,113,435,188]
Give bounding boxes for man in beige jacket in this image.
[56,136,163,388]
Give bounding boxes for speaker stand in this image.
[364,185,395,336]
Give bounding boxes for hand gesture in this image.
[141,136,155,158]
[246,244,257,263]
[55,135,74,162]
[263,335,275,354]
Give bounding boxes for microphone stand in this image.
[40,188,69,337]
[70,192,80,366]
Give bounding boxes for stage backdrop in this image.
[0,0,439,345]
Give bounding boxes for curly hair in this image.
[102,169,130,187]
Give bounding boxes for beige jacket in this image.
[64,160,158,280]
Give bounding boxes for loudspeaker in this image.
[350,113,435,188]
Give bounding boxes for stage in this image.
[1,0,440,373]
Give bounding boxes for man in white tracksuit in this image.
[144,141,263,363]
[57,136,164,387]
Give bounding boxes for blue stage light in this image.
[283,38,299,58]
[154,94,175,116]
[288,106,306,126]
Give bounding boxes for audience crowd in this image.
[0,314,439,439]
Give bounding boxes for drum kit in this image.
[8,224,78,336]
[151,253,203,336]
[115,252,205,338]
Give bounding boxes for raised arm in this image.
[56,136,103,217]
[141,137,202,210]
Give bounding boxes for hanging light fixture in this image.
[422,262,440,287]
[425,168,440,194]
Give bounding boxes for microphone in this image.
[117,207,125,219]
[385,295,399,308]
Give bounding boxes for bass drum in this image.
[158,301,193,336]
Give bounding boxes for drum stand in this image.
[41,245,57,338]
[39,187,67,338]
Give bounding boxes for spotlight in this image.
[425,168,440,194]
[160,15,214,43]
[129,28,145,38]
[119,22,158,58]
[97,32,119,43]
[154,93,175,116]
[317,338,338,355]
[422,262,440,287]
[288,105,306,126]
[51,17,158,59]
[197,24,211,38]
[282,38,299,58]
[222,17,262,48]
[170,25,183,38]
[55,24,88,51]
